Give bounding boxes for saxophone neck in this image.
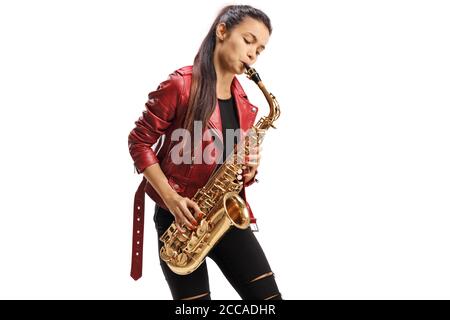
[244,64,280,130]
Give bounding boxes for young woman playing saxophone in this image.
[128,5,281,300]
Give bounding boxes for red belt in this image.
[130,177,146,280]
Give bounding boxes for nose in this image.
[247,51,257,63]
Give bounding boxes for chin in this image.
[236,63,245,74]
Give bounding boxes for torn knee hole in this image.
[264,293,281,300]
[249,271,274,283]
[181,292,210,300]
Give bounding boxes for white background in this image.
[0,0,449,299]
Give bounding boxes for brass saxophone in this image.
[159,64,280,275]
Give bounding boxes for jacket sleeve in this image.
[128,73,184,174]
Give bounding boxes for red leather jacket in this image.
[128,66,259,279]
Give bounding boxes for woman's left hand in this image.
[243,144,262,184]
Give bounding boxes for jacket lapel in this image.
[207,100,223,143]
[207,76,259,143]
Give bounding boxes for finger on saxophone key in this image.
[181,208,196,230]
[187,199,203,224]
[175,221,186,233]
[180,201,198,229]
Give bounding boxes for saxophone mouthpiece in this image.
[244,63,262,84]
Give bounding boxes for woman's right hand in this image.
[162,190,203,233]
[141,164,204,233]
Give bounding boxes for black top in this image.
[217,95,240,164]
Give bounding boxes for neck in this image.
[213,51,234,100]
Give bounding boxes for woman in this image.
[128,5,281,300]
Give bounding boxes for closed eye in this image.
[243,36,264,56]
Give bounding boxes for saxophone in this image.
[159,64,280,275]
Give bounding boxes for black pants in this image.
[153,204,282,300]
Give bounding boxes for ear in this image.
[216,22,227,41]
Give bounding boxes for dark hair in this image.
[182,5,272,142]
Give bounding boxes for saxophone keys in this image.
[196,228,205,237]
[176,230,190,242]
[160,246,176,261]
[159,247,171,262]
[166,247,175,257]
[176,252,188,266]
[201,219,208,226]
[237,175,242,181]
[194,246,203,254]
[187,235,199,251]
[196,220,209,237]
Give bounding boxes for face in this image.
[215,17,270,74]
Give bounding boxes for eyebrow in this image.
[245,32,265,50]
